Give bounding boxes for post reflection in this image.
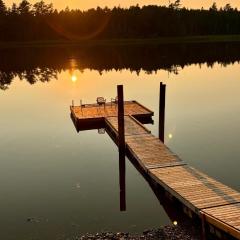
[119,149,126,211]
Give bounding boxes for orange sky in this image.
[4,0,240,10]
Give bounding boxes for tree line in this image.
[0,0,240,41]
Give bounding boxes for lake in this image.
[0,43,240,240]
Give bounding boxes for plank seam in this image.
[201,201,240,210]
[146,163,187,169]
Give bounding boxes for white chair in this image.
[111,96,118,107]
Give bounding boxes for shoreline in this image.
[69,223,201,240]
[1,35,240,49]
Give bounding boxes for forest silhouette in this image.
[0,0,240,41]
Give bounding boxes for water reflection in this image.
[0,68,58,90]
[1,42,240,90]
[71,74,77,82]
[119,151,126,212]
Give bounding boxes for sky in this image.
[5,0,240,10]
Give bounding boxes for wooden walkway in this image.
[71,101,240,240]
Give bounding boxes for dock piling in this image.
[159,82,166,142]
[117,85,125,157]
[201,213,207,240]
[117,85,126,211]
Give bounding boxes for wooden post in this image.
[201,213,207,240]
[159,82,166,143]
[117,85,126,211]
[117,85,125,156]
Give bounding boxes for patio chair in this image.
[96,97,106,110]
[111,96,118,106]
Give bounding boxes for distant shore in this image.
[1,35,240,49]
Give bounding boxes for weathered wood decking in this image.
[71,101,240,240]
[71,100,153,120]
[71,101,153,131]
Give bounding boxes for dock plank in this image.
[150,166,240,212]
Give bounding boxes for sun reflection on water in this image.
[71,75,77,82]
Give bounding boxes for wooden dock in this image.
[71,101,153,131]
[71,100,240,240]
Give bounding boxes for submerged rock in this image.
[26,217,40,223]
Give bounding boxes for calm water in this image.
[0,44,240,240]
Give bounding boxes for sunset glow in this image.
[4,0,240,10]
